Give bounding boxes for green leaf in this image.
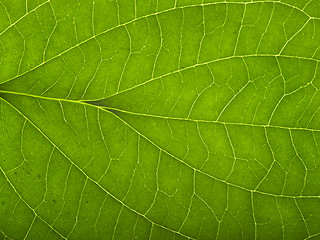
[0,0,320,239]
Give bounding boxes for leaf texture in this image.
[1,0,320,239]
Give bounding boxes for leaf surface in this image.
[0,1,320,239]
